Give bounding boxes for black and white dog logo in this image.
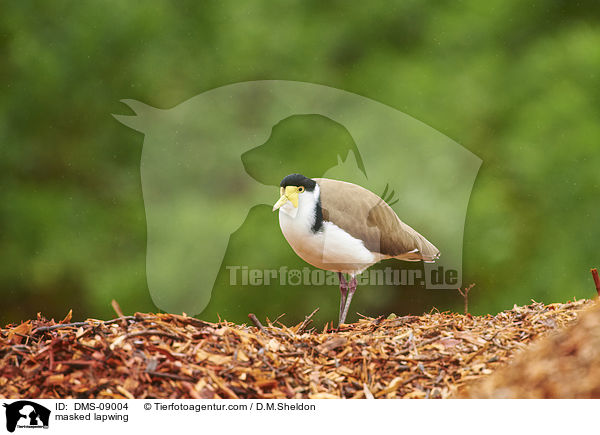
[2,401,50,432]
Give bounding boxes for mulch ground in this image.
[460,299,600,398]
[0,299,594,399]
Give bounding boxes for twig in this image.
[166,314,215,329]
[591,268,600,296]
[54,360,101,367]
[111,299,125,318]
[458,284,476,314]
[111,300,128,328]
[31,322,91,334]
[296,308,319,334]
[104,316,142,325]
[271,313,286,325]
[363,383,375,399]
[401,373,428,386]
[31,316,140,335]
[122,329,184,341]
[463,338,492,364]
[207,370,239,399]
[278,351,304,357]
[248,313,270,335]
[146,371,195,382]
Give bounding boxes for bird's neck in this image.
[312,195,324,233]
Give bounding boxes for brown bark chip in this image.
[0,300,593,399]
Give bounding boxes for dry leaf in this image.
[7,321,32,343]
[454,331,487,346]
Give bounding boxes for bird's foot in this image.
[338,272,348,325]
[339,276,357,325]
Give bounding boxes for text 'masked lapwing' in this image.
[273,173,440,325]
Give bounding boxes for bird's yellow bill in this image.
[273,186,300,211]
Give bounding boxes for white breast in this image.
[278,184,382,275]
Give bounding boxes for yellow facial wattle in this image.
[272,185,301,211]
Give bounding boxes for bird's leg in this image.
[338,272,348,325]
[339,276,357,325]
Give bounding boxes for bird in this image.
[273,173,440,325]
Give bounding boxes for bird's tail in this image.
[417,236,440,263]
[395,226,440,263]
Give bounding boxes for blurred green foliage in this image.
[1,1,599,326]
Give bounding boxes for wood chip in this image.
[0,299,593,399]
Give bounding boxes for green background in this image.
[2,1,599,326]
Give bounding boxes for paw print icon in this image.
[287,270,302,286]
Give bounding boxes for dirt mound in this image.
[460,300,600,398]
[0,299,592,399]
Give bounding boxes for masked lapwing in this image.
[273,173,440,325]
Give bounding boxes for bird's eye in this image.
[298,186,305,193]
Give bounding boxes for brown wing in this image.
[314,178,440,261]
